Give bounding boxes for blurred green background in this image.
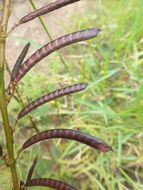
[0,0,143,189]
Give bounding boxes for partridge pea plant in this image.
[0,1,112,189]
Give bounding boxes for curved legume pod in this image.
[11,43,30,81]
[18,82,87,119]
[22,129,112,153]
[26,157,37,182]
[15,28,101,82]
[26,178,77,190]
[20,0,80,24]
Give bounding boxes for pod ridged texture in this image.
[22,129,112,153]
[11,43,30,81]
[20,0,80,24]
[18,82,87,119]
[26,178,77,190]
[15,28,101,82]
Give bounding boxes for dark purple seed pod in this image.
[11,43,30,81]
[18,82,87,119]
[26,157,38,182]
[15,28,101,82]
[26,178,77,190]
[22,129,112,153]
[0,144,3,157]
[20,0,80,24]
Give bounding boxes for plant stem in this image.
[0,1,19,189]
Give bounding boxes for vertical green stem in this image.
[0,1,19,190]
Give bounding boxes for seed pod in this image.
[0,145,3,157]
[22,129,112,153]
[15,28,101,82]
[26,178,77,190]
[18,82,87,119]
[11,43,30,81]
[20,0,80,24]
[26,157,37,182]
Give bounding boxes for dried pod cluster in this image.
[14,28,100,83]
[7,0,112,189]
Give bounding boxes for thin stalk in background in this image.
[29,0,71,74]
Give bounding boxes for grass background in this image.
[0,0,143,189]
